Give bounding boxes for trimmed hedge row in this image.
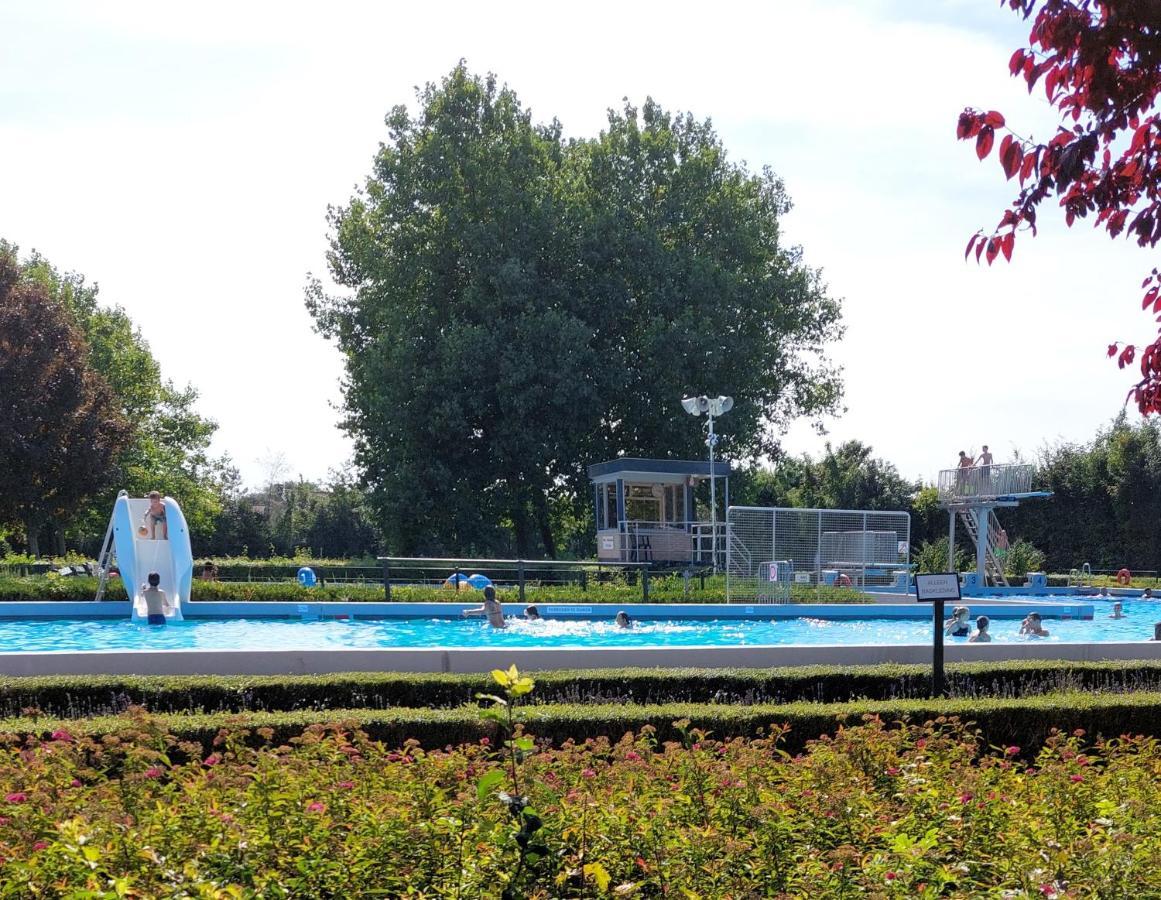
[7,690,1161,756]
[7,660,1161,719]
[0,575,870,604]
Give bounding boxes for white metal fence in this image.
[936,464,1034,501]
[726,506,911,602]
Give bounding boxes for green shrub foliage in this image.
[0,709,1159,894]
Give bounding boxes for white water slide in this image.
[110,492,193,622]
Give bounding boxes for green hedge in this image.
[7,660,1161,720]
[6,690,1161,755]
[0,573,871,604]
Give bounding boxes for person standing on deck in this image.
[975,445,994,494]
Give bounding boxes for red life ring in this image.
[1116,568,1132,586]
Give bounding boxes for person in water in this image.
[944,606,971,637]
[1019,612,1050,637]
[1110,602,1124,619]
[462,585,506,628]
[968,615,991,642]
[142,491,168,540]
[615,610,633,629]
[523,605,541,621]
[142,572,171,626]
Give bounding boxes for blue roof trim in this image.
[587,458,735,480]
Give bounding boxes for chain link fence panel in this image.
[726,506,911,603]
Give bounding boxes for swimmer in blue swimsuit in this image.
[944,606,971,637]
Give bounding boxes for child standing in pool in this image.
[463,585,506,629]
[142,572,171,626]
[969,616,991,642]
[944,606,971,637]
[141,491,168,540]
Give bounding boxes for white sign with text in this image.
[915,573,961,602]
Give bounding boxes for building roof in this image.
[587,457,735,482]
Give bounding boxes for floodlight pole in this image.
[707,414,718,575]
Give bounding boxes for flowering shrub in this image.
[0,712,1158,895]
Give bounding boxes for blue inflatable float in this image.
[297,567,318,588]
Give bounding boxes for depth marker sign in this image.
[915,573,962,696]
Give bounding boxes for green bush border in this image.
[8,690,1161,755]
[6,660,1161,719]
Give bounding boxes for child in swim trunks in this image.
[142,572,171,625]
[142,491,168,540]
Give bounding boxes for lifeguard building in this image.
[587,458,733,565]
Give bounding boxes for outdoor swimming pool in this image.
[0,606,1155,652]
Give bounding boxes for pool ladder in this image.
[1068,563,1092,588]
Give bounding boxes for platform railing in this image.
[937,463,1034,500]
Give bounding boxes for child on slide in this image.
[140,491,168,540]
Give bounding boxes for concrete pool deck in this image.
[0,598,1157,676]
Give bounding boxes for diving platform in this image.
[936,463,1052,587]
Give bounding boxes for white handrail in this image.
[937,464,1034,500]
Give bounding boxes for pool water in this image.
[0,608,1155,652]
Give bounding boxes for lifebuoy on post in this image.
[1117,568,1132,586]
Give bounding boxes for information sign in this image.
[915,573,961,602]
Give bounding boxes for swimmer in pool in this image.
[944,606,971,637]
[1019,612,1050,637]
[968,615,991,642]
[523,605,541,621]
[462,585,506,628]
[142,572,171,625]
[614,611,633,629]
[1110,602,1124,619]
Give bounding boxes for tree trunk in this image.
[23,516,43,558]
[534,489,557,559]
[510,488,531,558]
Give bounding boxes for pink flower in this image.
[885,871,897,880]
[70,779,81,788]
[5,793,26,804]
[479,737,490,747]
[582,768,597,779]
[915,739,927,749]
[1006,746,1020,756]
[1070,774,1084,783]
[32,841,47,851]
[885,767,900,776]
[307,801,326,813]
[625,751,642,761]
[959,792,973,803]
[1040,885,1057,897]
[203,754,221,767]
[144,766,163,779]
[338,780,355,790]
[50,729,73,743]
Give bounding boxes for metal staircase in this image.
[93,496,122,601]
[957,508,1009,586]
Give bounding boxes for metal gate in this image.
[726,506,911,602]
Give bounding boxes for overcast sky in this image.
[2,1,1152,488]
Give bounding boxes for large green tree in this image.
[14,245,228,545]
[0,245,131,556]
[310,65,843,557]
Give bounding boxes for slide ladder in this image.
[957,508,1009,586]
[108,491,193,622]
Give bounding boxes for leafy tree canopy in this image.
[958,0,1161,413]
[0,243,131,555]
[14,245,229,542]
[309,64,844,556]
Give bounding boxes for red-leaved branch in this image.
[957,0,1161,414]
